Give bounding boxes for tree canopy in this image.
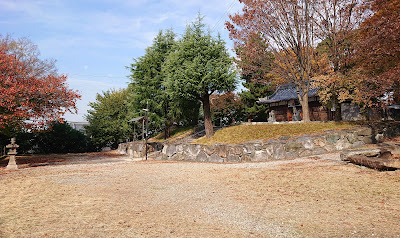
[127,30,199,139]
[165,15,236,137]
[227,0,319,121]
[354,0,400,105]
[0,37,80,134]
[85,89,131,150]
[230,32,276,121]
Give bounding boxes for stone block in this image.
[363,137,374,144]
[161,154,169,160]
[335,139,352,151]
[229,145,244,155]
[242,153,253,162]
[243,144,255,154]
[345,133,359,144]
[209,154,224,163]
[327,134,340,144]
[226,154,241,163]
[165,144,177,157]
[215,145,229,158]
[352,141,365,148]
[197,151,209,162]
[297,137,314,150]
[314,137,327,147]
[284,141,304,152]
[253,150,267,161]
[310,147,328,155]
[176,144,184,153]
[188,144,201,156]
[204,146,215,156]
[264,139,279,144]
[272,144,286,160]
[172,152,186,161]
[264,144,275,157]
[375,133,385,143]
[279,136,291,141]
[357,127,373,136]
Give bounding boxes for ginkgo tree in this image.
[0,39,80,135]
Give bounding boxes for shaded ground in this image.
[0,151,130,169]
[0,151,399,237]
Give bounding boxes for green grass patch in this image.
[194,122,359,145]
[150,126,195,143]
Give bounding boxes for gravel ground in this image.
[1,152,399,237]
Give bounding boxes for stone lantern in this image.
[6,138,19,170]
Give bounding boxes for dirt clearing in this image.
[1,154,399,237]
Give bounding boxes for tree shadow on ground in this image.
[0,151,128,169]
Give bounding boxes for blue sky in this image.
[0,0,242,122]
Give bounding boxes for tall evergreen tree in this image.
[164,15,236,137]
[240,77,274,122]
[127,30,182,138]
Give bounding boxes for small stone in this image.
[363,137,373,144]
[284,142,303,152]
[314,138,326,147]
[357,127,373,136]
[253,151,267,161]
[226,154,240,163]
[196,151,208,162]
[279,136,291,141]
[375,133,385,143]
[209,154,223,163]
[327,135,340,144]
[165,144,176,157]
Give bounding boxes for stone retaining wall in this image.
[158,122,400,163]
[118,141,163,158]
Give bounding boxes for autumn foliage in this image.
[0,46,80,130]
[227,0,400,119]
[210,92,243,125]
[354,0,400,105]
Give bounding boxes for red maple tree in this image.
[210,92,243,125]
[354,0,400,105]
[0,46,80,131]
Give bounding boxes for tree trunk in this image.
[202,94,214,138]
[301,90,311,122]
[164,121,170,139]
[164,103,170,139]
[334,102,342,121]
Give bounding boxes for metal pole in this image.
[145,101,149,160]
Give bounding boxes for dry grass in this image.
[149,126,195,143]
[0,154,399,237]
[195,122,358,145]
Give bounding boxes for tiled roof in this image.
[257,83,319,104]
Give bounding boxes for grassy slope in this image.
[149,126,195,143]
[195,122,359,145]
